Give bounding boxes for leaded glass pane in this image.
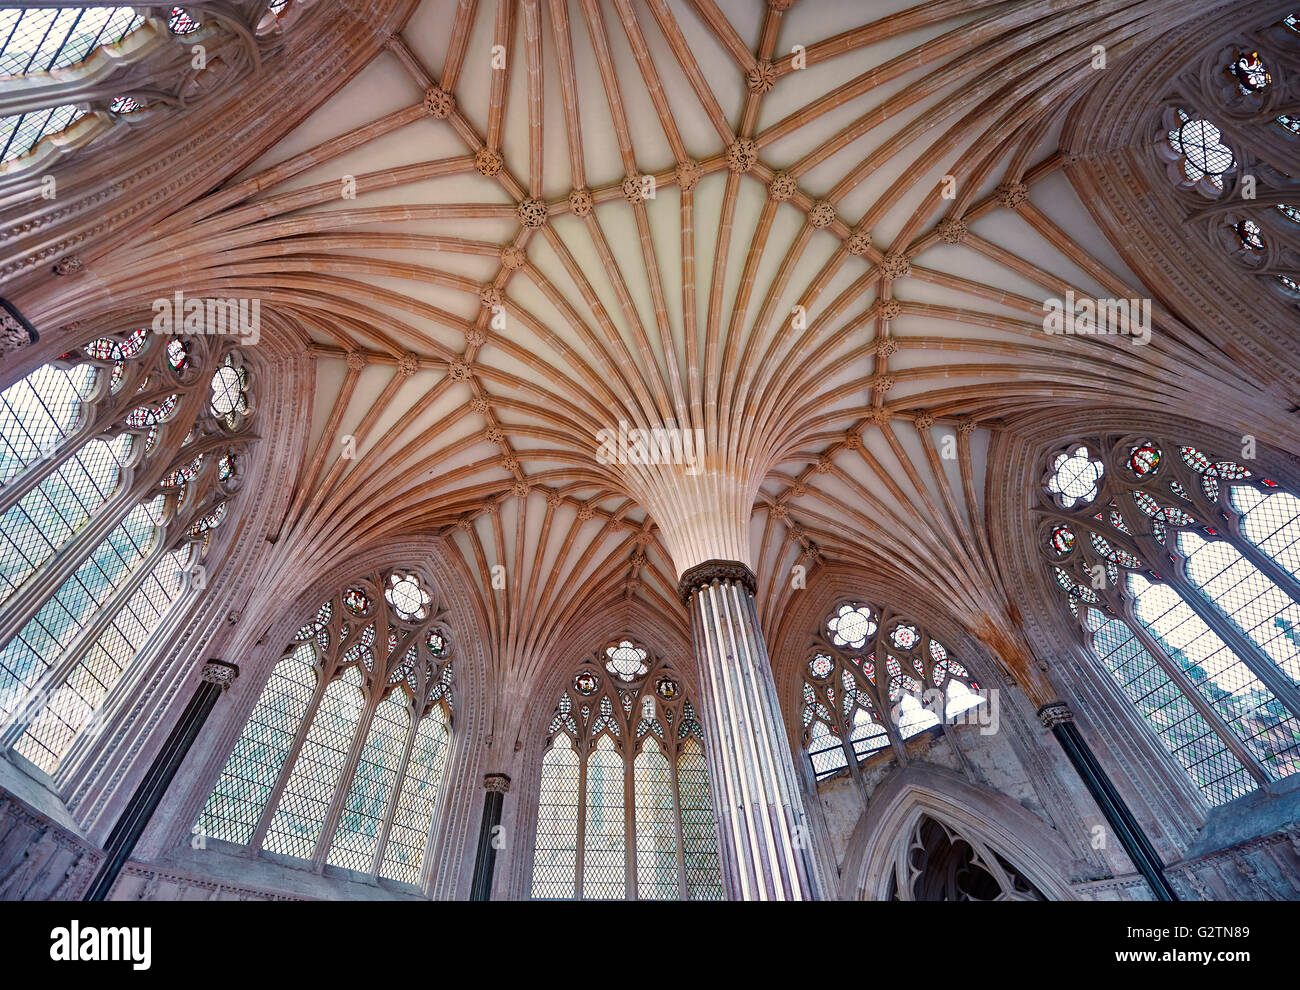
[327,693,409,873]
[263,665,365,860]
[1130,574,1300,780]
[678,738,723,900]
[1232,487,1300,581]
[1178,531,1300,686]
[14,545,186,771]
[0,496,163,730]
[379,708,448,885]
[581,735,625,899]
[0,7,144,77]
[197,643,317,844]
[1090,614,1255,805]
[634,742,677,899]
[531,735,579,899]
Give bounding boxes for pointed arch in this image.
[844,764,1079,901]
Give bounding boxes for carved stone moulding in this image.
[517,198,548,227]
[769,171,797,201]
[568,187,594,217]
[675,159,702,192]
[677,558,759,605]
[483,773,511,794]
[0,297,39,357]
[726,138,758,174]
[423,86,456,119]
[995,180,1029,209]
[809,201,836,229]
[937,216,969,244]
[846,228,871,255]
[475,147,503,177]
[746,59,776,94]
[200,659,240,690]
[1037,701,1075,728]
[881,251,911,280]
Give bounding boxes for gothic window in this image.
[0,6,149,163]
[197,569,455,888]
[802,602,985,782]
[530,639,724,900]
[0,7,145,78]
[0,331,252,774]
[1040,436,1300,806]
[886,816,1046,901]
[1153,17,1300,304]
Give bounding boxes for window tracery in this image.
[886,816,1046,901]
[197,568,455,886]
[530,639,723,900]
[1152,14,1300,304]
[0,4,290,177]
[0,330,253,774]
[801,602,984,782]
[1040,435,1300,806]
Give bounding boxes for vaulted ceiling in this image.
[10,0,1295,710]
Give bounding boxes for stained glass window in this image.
[0,333,252,774]
[802,601,983,781]
[197,568,454,887]
[1040,437,1300,805]
[530,640,724,899]
[1228,51,1271,93]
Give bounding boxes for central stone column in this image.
[678,560,819,900]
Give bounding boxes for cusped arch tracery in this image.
[529,635,723,901]
[0,323,258,777]
[196,563,459,887]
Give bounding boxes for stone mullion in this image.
[1161,566,1300,720]
[0,408,123,521]
[573,741,589,899]
[0,534,171,754]
[0,369,209,655]
[367,698,421,878]
[805,643,860,783]
[1117,486,1300,721]
[0,349,164,520]
[0,454,162,654]
[857,619,909,765]
[623,738,637,900]
[670,750,687,900]
[818,634,900,781]
[1169,465,1300,621]
[249,667,332,851]
[311,685,382,871]
[1108,590,1272,788]
[1220,515,1300,612]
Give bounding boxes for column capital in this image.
[483,773,511,794]
[1037,701,1074,728]
[201,659,240,691]
[0,297,38,357]
[677,559,757,605]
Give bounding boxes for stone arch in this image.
[140,533,491,898]
[844,764,1080,901]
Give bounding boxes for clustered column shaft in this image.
[680,560,819,900]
